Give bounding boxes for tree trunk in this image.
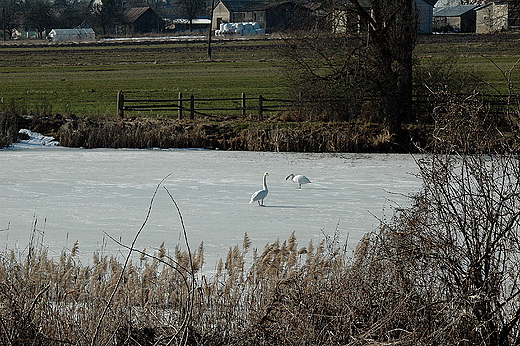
[367,0,415,143]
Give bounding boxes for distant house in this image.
[212,0,318,33]
[475,2,508,33]
[48,28,96,42]
[331,0,438,34]
[433,4,479,32]
[212,1,245,30]
[12,30,38,39]
[121,7,164,34]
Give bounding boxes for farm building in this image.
[12,30,39,39]
[212,0,319,33]
[329,0,437,34]
[121,7,164,34]
[48,28,96,42]
[475,2,508,33]
[415,0,438,33]
[433,4,479,32]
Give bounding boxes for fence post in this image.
[117,91,124,119]
[242,92,246,118]
[178,92,183,120]
[258,95,264,120]
[190,95,195,120]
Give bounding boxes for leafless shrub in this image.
[358,90,520,344]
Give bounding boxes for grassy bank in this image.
[0,112,431,152]
[2,34,520,152]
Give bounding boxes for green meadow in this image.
[414,35,520,93]
[0,39,288,117]
[1,35,520,118]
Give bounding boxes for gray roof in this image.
[353,0,436,8]
[49,28,95,34]
[433,4,479,17]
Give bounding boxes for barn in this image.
[121,7,164,34]
[433,4,479,32]
[415,0,438,33]
[212,0,318,33]
[326,0,438,34]
[48,28,96,42]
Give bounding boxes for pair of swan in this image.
[249,172,311,206]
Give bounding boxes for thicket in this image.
[3,94,520,345]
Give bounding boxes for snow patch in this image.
[10,129,60,149]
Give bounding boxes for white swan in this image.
[285,174,311,189]
[250,172,269,206]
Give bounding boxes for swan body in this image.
[285,174,311,189]
[250,172,269,206]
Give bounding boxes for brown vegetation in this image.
[0,111,431,152]
[56,116,425,152]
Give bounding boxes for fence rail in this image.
[116,91,520,119]
[117,91,297,119]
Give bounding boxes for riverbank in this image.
[1,113,434,153]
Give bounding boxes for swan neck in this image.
[263,174,268,190]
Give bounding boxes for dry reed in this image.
[56,117,409,153]
[1,194,518,345]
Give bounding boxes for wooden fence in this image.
[116,91,298,119]
[117,91,520,119]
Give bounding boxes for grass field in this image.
[2,34,520,118]
[1,38,288,117]
[415,34,520,93]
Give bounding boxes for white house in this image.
[332,0,438,34]
[48,28,96,42]
[475,2,508,33]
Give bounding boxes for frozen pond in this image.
[0,134,422,270]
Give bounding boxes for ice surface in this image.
[1,131,422,271]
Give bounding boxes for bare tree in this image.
[23,0,53,38]
[359,93,520,344]
[281,0,416,142]
[174,0,206,32]
[90,0,122,36]
[1,0,21,40]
